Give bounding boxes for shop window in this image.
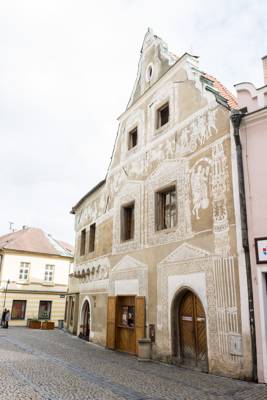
[18,262,30,281]
[11,300,26,320]
[128,127,138,150]
[80,229,86,256]
[38,300,52,320]
[157,102,169,128]
[121,305,135,328]
[121,202,135,241]
[44,264,54,282]
[155,186,177,230]
[89,223,96,253]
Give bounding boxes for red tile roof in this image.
[0,227,73,257]
[204,73,238,109]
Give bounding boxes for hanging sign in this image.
[255,237,267,264]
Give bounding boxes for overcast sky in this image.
[0,0,266,244]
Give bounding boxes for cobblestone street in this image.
[0,328,266,400]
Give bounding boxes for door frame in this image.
[79,297,91,341]
[171,287,208,371]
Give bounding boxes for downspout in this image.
[230,110,257,382]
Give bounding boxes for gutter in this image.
[230,109,258,382]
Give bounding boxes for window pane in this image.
[11,300,26,320]
[38,301,52,320]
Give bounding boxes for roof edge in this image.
[71,179,106,214]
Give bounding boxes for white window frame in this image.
[44,264,55,283]
[18,262,30,282]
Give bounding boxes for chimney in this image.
[262,55,267,86]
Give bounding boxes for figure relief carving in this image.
[176,109,217,155]
[191,163,210,220]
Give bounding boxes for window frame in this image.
[89,223,96,253]
[155,185,177,231]
[128,127,138,150]
[80,228,86,256]
[44,264,55,283]
[11,300,27,320]
[121,201,135,242]
[18,262,30,282]
[156,102,169,129]
[38,300,52,320]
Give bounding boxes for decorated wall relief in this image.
[176,108,217,156]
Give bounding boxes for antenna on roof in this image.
[8,222,14,232]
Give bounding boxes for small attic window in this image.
[128,127,138,150]
[145,63,153,82]
[157,102,169,128]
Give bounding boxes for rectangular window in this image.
[157,102,169,128]
[89,223,96,253]
[44,264,54,282]
[128,127,138,150]
[11,300,26,320]
[70,297,74,326]
[80,229,86,256]
[38,301,52,320]
[155,186,177,230]
[121,202,135,241]
[19,262,30,281]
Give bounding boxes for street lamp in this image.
[3,279,10,312]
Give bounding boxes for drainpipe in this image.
[230,109,257,382]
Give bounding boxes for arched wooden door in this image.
[81,300,90,341]
[179,291,207,370]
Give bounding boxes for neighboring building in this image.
[234,57,267,383]
[0,227,73,327]
[66,29,254,379]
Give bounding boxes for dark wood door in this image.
[179,291,207,370]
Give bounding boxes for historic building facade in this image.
[0,227,73,327]
[66,30,253,379]
[234,57,267,383]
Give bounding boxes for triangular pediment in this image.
[127,29,178,109]
[112,255,147,272]
[159,243,210,265]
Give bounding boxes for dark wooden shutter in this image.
[106,296,117,349]
[135,296,145,352]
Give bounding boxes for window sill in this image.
[42,282,55,286]
[155,226,177,235]
[16,281,30,285]
[154,122,170,136]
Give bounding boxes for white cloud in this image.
[0,0,266,243]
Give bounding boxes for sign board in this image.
[255,237,267,264]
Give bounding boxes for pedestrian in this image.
[1,308,7,328]
[4,309,10,329]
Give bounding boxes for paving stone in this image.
[0,328,266,400]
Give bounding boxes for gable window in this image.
[157,102,169,128]
[19,262,30,281]
[128,127,138,150]
[80,229,86,256]
[155,186,177,230]
[11,300,26,320]
[44,264,54,282]
[121,202,135,241]
[38,300,52,320]
[89,223,96,253]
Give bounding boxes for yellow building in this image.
[0,227,73,327]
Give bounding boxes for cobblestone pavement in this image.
[0,328,266,400]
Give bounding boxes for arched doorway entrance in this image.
[172,289,208,371]
[80,300,90,341]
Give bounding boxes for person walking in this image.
[1,308,7,328]
[4,310,10,329]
